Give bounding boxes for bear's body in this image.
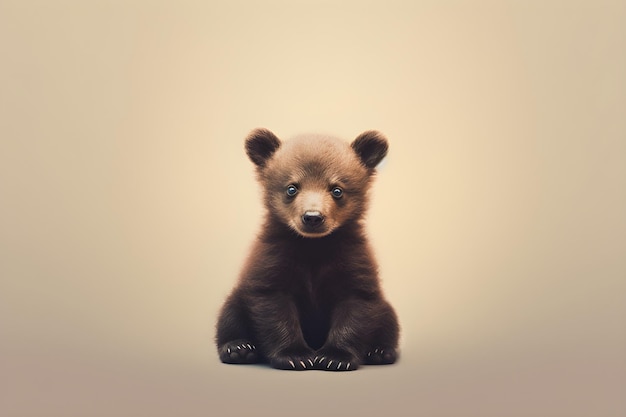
[215,129,399,371]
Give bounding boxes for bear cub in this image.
[215,128,399,371]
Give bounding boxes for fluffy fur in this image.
[215,128,399,371]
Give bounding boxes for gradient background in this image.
[1,1,625,416]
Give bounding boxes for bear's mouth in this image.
[297,226,331,238]
[296,230,332,238]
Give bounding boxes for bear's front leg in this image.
[314,298,398,371]
[216,292,260,365]
[248,292,316,371]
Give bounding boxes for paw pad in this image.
[364,347,396,365]
[219,340,258,364]
[313,352,356,371]
[270,349,316,371]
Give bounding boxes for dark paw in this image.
[218,339,259,364]
[270,348,316,371]
[363,347,396,365]
[313,347,359,371]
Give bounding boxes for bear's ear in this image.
[351,130,388,169]
[245,128,281,168]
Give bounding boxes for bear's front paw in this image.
[313,347,359,371]
[270,348,316,371]
[219,339,259,364]
[364,347,397,365]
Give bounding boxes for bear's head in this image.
[245,128,388,238]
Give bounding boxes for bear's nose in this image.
[301,211,325,227]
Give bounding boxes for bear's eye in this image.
[331,187,343,198]
[286,184,298,197]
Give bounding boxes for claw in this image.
[247,344,252,349]
[346,362,351,370]
[367,351,372,356]
[314,356,319,362]
[299,360,306,368]
[327,360,333,369]
[237,345,241,349]
[308,359,314,367]
[289,360,295,369]
[338,361,342,370]
[227,348,231,354]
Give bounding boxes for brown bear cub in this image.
[215,128,399,371]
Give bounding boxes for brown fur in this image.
[215,129,399,371]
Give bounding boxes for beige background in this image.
[1,1,625,416]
